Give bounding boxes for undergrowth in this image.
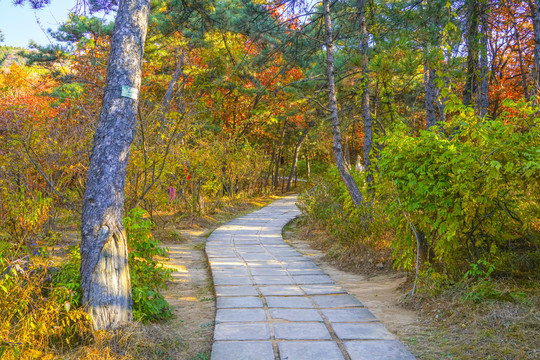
[0,207,173,359]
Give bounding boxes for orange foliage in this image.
[490,0,534,116]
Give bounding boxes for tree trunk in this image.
[286,128,309,191]
[435,75,448,126]
[463,0,479,107]
[163,51,186,110]
[507,3,529,99]
[531,0,540,98]
[424,61,438,130]
[323,0,364,208]
[357,0,373,192]
[80,0,151,330]
[273,120,287,189]
[479,0,489,118]
[305,155,310,179]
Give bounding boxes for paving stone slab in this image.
[333,323,394,340]
[269,308,323,322]
[245,261,283,268]
[233,241,262,245]
[282,261,320,270]
[278,341,345,360]
[209,260,247,267]
[273,322,332,340]
[300,284,347,295]
[236,247,267,253]
[213,276,253,286]
[206,252,240,258]
[206,251,237,257]
[250,268,289,276]
[211,268,250,276]
[268,248,301,254]
[216,308,267,323]
[293,274,334,284]
[259,286,304,296]
[266,296,314,308]
[214,285,258,297]
[311,294,364,308]
[286,269,327,276]
[322,308,377,323]
[211,341,275,360]
[214,323,271,340]
[241,254,277,261]
[216,296,263,309]
[253,276,294,285]
[344,340,416,360]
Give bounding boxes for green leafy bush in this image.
[297,167,394,268]
[124,208,173,322]
[379,96,540,278]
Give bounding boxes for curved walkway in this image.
[206,195,415,360]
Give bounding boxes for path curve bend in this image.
[206,195,415,360]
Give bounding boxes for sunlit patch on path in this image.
[206,195,415,360]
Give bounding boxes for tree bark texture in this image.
[506,2,529,99]
[532,0,540,97]
[357,0,373,191]
[479,0,489,118]
[463,0,479,107]
[424,61,438,130]
[80,0,151,330]
[162,51,186,110]
[286,127,309,192]
[273,120,287,189]
[323,0,364,208]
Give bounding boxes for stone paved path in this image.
[206,195,416,360]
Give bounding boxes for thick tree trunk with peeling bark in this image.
[357,0,373,192]
[323,0,364,208]
[80,0,151,330]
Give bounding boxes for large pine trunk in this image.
[80,0,151,330]
[323,0,364,208]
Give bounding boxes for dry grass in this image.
[62,322,185,360]
[286,217,394,274]
[401,281,540,359]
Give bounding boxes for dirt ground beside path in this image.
[158,228,215,360]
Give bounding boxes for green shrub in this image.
[379,96,540,278]
[124,208,173,322]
